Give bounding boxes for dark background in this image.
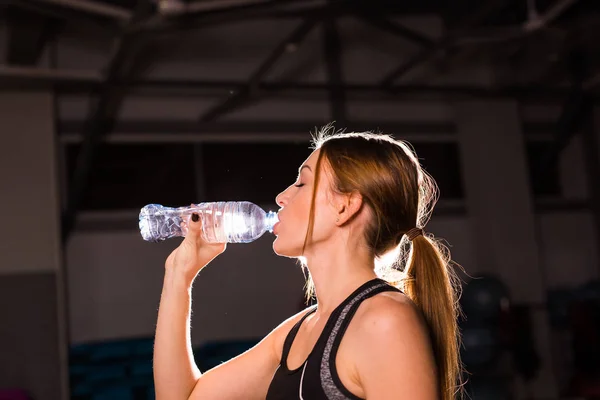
[0,0,599,399]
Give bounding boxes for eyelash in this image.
[294,183,305,188]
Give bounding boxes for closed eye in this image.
[294,183,305,188]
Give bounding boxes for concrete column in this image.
[454,100,557,398]
[0,92,67,400]
[586,106,600,277]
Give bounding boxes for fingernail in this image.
[191,213,199,222]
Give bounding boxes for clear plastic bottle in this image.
[139,201,278,244]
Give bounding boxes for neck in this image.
[304,237,377,316]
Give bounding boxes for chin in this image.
[272,236,303,258]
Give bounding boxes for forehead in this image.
[298,149,334,188]
[300,149,320,170]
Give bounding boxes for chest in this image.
[286,315,365,399]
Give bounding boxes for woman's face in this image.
[273,149,340,257]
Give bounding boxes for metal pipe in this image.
[157,0,274,16]
[523,0,579,32]
[185,0,274,14]
[0,65,579,100]
[137,0,325,32]
[32,0,132,21]
[0,64,101,81]
[58,119,457,135]
[162,0,324,15]
[59,130,455,144]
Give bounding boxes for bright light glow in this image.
[223,210,248,237]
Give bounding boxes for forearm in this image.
[153,269,201,400]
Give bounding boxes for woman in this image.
[153,129,462,400]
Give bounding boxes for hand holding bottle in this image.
[165,211,227,285]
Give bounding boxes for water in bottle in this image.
[139,201,278,244]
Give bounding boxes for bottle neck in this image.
[264,211,279,232]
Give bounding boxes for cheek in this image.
[280,187,331,240]
[304,198,337,241]
[308,212,333,241]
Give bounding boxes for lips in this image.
[273,211,283,235]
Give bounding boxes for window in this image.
[412,143,464,199]
[64,140,464,210]
[64,143,196,210]
[525,141,561,197]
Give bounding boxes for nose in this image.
[275,188,288,208]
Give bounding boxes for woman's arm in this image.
[152,213,226,399]
[154,267,311,400]
[187,310,310,400]
[153,269,201,399]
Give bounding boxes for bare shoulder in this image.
[355,290,426,332]
[347,290,433,362]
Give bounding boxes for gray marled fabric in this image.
[319,282,388,399]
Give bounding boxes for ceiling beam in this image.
[199,18,317,121]
[357,14,435,48]
[380,0,512,87]
[136,0,315,33]
[0,65,584,101]
[61,0,154,243]
[58,119,458,144]
[31,0,132,21]
[56,120,574,143]
[5,7,57,65]
[2,0,123,35]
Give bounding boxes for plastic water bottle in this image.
[139,201,278,243]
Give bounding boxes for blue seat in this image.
[195,339,258,359]
[84,364,128,383]
[194,339,259,370]
[147,386,156,399]
[89,341,132,362]
[90,383,134,400]
[69,364,88,377]
[130,360,153,377]
[132,338,154,357]
[70,343,93,359]
[70,381,93,397]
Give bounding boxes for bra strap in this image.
[280,306,317,365]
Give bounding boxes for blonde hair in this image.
[299,126,463,400]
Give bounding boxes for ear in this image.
[335,191,364,226]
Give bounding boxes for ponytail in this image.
[403,234,462,400]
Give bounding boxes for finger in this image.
[185,212,203,240]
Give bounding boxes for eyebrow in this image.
[299,165,312,173]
